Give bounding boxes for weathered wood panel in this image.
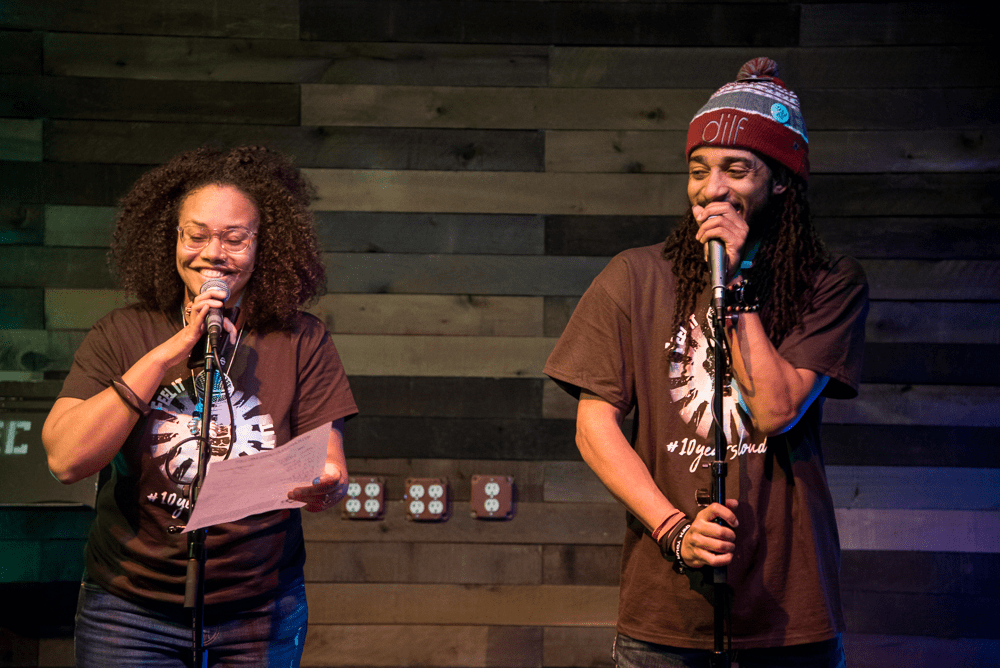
[347,377,544,420]
[305,582,618,626]
[344,416,578,461]
[1,75,299,125]
[800,2,984,46]
[301,85,1000,133]
[35,291,1000,347]
[0,248,114,289]
[298,0,799,46]
[544,626,617,668]
[306,170,999,217]
[43,289,133,330]
[549,297,1000,345]
[302,84,708,130]
[0,30,42,75]
[549,45,996,89]
[306,168,687,215]
[543,215,675,257]
[299,585,995,637]
[0,119,42,162]
[822,424,1000,468]
[314,212,545,254]
[544,215,1000,260]
[344,417,999,467]
[0,0,299,38]
[44,33,550,86]
[825,384,1000,428]
[843,634,1000,668]
[310,294,544,337]
[842,590,996,638]
[44,120,545,171]
[303,542,542,585]
[0,288,44,330]
[801,87,998,131]
[32,628,1000,668]
[841,550,999,597]
[809,173,1000,216]
[333,254,1000,300]
[303,625,548,668]
[859,343,999,385]
[331,334,553,377]
[322,253,609,295]
[301,625,491,667]
[301,502,1000,554]
[542,377,1000,428]
[43,205,116,248]
[39,206,547,253]
[545,129,1000,173]
[544,460,1000,511]
[2,162,145,207]
[819,217,1000,261]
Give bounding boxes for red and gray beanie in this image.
[686,57,809,180]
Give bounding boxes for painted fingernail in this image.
[313,477,322,485]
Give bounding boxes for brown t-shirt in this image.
[59,305,358,609]
[543,243,868,649]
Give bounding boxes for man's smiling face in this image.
[687,147,784,227]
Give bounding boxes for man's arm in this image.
[576,393,738,568]
[725,311,829,436]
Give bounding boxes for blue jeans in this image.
[75,579,308,667]
[613,633,846,668]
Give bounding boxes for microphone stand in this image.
[184,334,218,668]
[709,285,732,668]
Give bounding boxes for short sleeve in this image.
[543,254,637,413]
[779,256,869,399]
[58,307,163,402]
[290,314,358,436]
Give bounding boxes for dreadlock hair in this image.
[110,146,325,333]
[662,168,830,357]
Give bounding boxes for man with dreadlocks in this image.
[544,58,868,667]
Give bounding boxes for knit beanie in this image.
[686,57,809,180]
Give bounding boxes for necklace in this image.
[181,304,246,420]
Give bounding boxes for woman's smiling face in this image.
[175,183,259,308]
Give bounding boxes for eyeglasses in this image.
[177,226,257,253]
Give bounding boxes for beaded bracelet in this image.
[727,278,760,313]
[111,376,151,416]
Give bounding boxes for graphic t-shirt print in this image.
[666,307,765,472]
[144,374,276,517]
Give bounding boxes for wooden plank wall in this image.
[1,2,998,666]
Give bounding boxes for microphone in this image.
[708,239,726,316]
[200,278,230,351]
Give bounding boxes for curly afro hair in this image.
[110,146,325,332]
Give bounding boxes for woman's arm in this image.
[42,291,232,484]
[287,419,348,512]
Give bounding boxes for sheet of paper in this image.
[183,423,328,532]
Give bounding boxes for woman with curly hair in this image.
[42,146,358,667]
